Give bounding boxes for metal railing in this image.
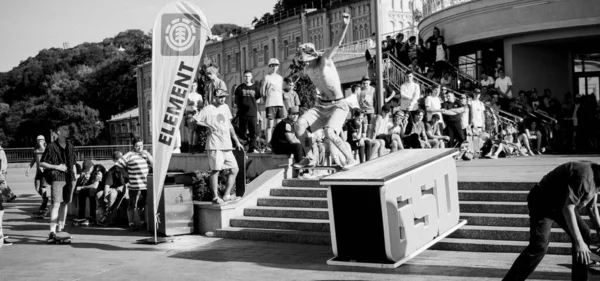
[422,0,475,18]
[4,145,152,163]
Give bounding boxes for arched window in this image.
[353,26,359,40]
[365,24,370,37]
[283,40,289,58]
[263,45,269,65]
[391,21,396,32]
[399,22,404,33]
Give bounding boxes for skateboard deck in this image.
[47,232,72,244]
[72,218,89,226]
[233,149,247,197]
[30,210,49,219]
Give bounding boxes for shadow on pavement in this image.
[167,239,571,280]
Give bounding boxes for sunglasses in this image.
[269,64,279,68]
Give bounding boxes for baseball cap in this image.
[288,106,300,115]
[82,159,94,172]
[268,58,280,65]
[36,135,45,141]
[361,75,371,82]
[215,89,229,97]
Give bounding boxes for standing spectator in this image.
[115,137,153,231]
[494,68,513,98]
[97,151,128,226]
[460,95,471,134]
[394,33,406,62]
[441,92,467,147]
[262,58,285,144]
[425,85,444,122]
[359,76,376,123]
[234,70,262,153]
[504,162,600,281]
[426,114,450,148]
[404,36,421,66]
[204,66,227,106]
[433,36,449,77]
[282,77,300,112]
[471,89,486,134]
[399,71,421,115]
[345,84,361,111]
[40,123,77,242]
[426,27,441,64]
[270,106,305,167]
[27,135,49,216]
[480,72,495,87]
[194,89,243,205]
[185,81,203,151]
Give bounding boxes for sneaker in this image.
[292,158,314,169]
[80,220,90,226]
[212,197,227,205]
[343,159,358,169]
[46,232,56,243]
[128,224,139,231]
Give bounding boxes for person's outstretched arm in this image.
[323,11,350,61]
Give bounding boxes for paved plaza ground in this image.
[0,158,596,281]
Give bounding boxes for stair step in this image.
[448,225,597,243]
[244,206,329,220]
[458,190,528,201]
[215,227,331,245]
[460,201,528,214]
[431,238,571,255]
[258,197,328,208]
[282,179,325,188]
[460,213,595,228]
[458,182,533,191]
[270,187,328,198]
[230,217,330,232]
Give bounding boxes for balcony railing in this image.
[4,145,152,163]
[422,0,475,18]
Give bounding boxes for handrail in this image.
[3,144,152,163]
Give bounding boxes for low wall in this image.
[168,152,292,178]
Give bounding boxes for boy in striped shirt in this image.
[116,137,153,231]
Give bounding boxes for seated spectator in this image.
[75,159,105,226]
[97,151,128,226]
[518,121,543,154]
[480,72,495,87]
[370,105,403,152]
[426,114,449,148]
[271,106,305,166]
[441,71,453,89]
[442,92,467,147]
[389,111,409,138]
[404,109,439,148]
[342,109,368,163]
[484,129,528,159]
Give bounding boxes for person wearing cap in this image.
[359,76,376,123]
[262,58,285,145]
[97,151,128,226]
[74,160,106,225]
[293,10,357,170]
[271,106,304,168]
[39,122,77,241]
[204,65,227,107]
[27,135,50,216]
[194,88,243,205]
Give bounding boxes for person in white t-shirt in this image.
[470,88,486,134]
[399,71,421,114]
[480,72,495,87]
[194,89,243,205]
[425,85,444,122]
[494,68,513,98]
[262,58,285,144]
[345,84,361,111]
[440,71,453,89]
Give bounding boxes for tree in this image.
[273,0,285,14]
[211,24,249,36]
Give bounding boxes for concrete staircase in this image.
[216,179,589,255]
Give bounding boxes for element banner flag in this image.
[151,2,210,216]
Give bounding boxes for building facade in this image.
[419,0,600,102]
[107,107,140,145]
[137,0,414,143]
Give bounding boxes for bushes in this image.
[191,170,236,201]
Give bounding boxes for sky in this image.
[0,0,276,72]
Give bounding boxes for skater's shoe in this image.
[292,158,314,169]
[46,232,56,243]
[343,158,358,170]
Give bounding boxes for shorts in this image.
[128,189,147,210]
[298,99,349,134]
[266,106,286,120]
[376,134,394,149]
[208,150,238,171]
[51,181,76,204]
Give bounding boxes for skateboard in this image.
[295,165,345,179]
[233,149,247,197]
[47,232,72,244]
[72,218,90,226]
[98,190,127,226]
[30,209,49,219]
